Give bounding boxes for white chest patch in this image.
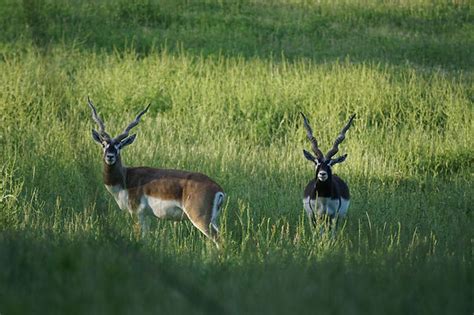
[105,185,130,212]
[303,196,350,218]
[143,196,185,221]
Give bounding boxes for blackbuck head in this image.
[301,113,355,182]
[88,97,150,165]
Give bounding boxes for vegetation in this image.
[0,0,472,314]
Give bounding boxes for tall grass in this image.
[0,0,472,314]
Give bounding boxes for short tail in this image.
[211,191,225,232]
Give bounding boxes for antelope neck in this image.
[103,157,127,187]
[313,177,335,198]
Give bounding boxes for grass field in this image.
[0,0,473,314]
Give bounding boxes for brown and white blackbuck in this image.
[301,112,355,232]
[88,98,225,246]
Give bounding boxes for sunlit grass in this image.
[0,0,472,314]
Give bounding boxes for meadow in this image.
[0,0,472,314]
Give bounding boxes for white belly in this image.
[105,185,130,212]
[105,185,186,221]
[303,196,350,218]
[144,196,186,221]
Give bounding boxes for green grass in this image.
[0,0,472,314]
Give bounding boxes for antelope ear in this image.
[119,134,136,148]
[329,154,348,166]
[92,129,102,144]
[303,149,316,162]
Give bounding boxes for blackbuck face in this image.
[301,112,355,233]
[303,149,348,182]
[88,97,225,247]
[93,135,137,165]
[89,97,148,165]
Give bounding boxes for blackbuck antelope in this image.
[88,98,225,246]
[301,113,355,232]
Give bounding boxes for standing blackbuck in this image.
[301,112,355,233]
[88,98,225,246]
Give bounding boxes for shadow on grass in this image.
[2,0,472,70]
[0,230,227,315]
[0,224,471,315]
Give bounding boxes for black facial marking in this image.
[316,160,333,177]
